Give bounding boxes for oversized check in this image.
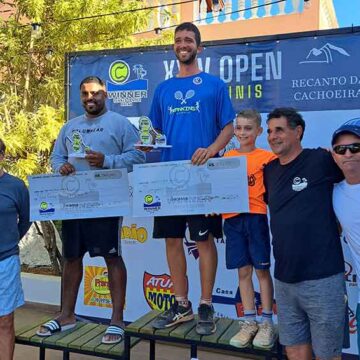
[29,169,130,221]
[132,157,249,217]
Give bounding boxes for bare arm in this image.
[191,122,234,165]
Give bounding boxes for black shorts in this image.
[153,215,223,242]
[61,217,122,259]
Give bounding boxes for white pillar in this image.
[292,0,301,12]
[249,0,259,19]
[278,0,286,14]
[264,0,272,16]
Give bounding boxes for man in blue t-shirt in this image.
[264,108,346,360]
[0,138,31,360]
[147,22,235,335]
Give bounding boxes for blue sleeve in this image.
[103,123,145,172]
[148,86,163,132]
[17,181,31,239]
[216,81,235,130]
[50,125,68,173]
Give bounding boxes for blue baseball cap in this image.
[332,118,360,145]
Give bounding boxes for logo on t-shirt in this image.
[292,176,308,192]
[248,174,256,186]
[168,89,200,114]
[174,90,195,104]
[193,76,202,85]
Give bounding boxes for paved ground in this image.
[14,302,252,360]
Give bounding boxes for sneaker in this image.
[152,301,194,329]
[252,322,278,349]
[196,304,216,335]
[229,320,258,348]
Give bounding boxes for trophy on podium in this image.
[137,116,171,149]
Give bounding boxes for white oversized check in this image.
[132,157,249,217]
[29,169,130,221]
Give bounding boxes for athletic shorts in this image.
[224,213,271,270]
[275,272,346,359]
[0,255,24,316]
[153,215,222,242]
[62,217,122,259]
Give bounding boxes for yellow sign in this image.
[84,266,112,308]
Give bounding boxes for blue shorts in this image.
[224,213,271,270]
[275,273,346,359]
[0,255,24,316]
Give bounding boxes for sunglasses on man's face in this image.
[333,143,360,155]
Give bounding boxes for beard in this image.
[176,50,197,65]
[83,101,105,116]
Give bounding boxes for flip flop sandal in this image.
[36,319,76,337]
[101,325,125,344]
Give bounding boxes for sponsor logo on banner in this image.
[348,305,357,335]
[143,194,161,213]
[121,224,148,244]
[107,60,148,107]
[345,261,357,286]
[291,42,360,104]
[84,266,112,308]
[212,288,277,317]
[143,272,175,311]
[184,236,199,260]
[299,43,350,64]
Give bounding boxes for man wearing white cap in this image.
[332,118,360,356]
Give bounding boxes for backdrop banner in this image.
[71,28,360,355]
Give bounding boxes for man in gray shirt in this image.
[37,76,145,344]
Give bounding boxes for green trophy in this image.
[67,131,88,158]
[138,116,171,149]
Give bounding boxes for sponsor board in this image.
[212,287,277,317]
[107,60,148,107]
[121,224,148,244]
[143,272,175,311]
[84,266,112,308]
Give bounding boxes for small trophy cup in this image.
[137,116,171,149]
[67,131,88,158]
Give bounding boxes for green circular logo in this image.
[109,60,130,84]
[40,202,48,210]
[144,195,153,204]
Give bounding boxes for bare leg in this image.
[165,238,188,297]
[102,256,127,342]
[197,234,217,300]
[238,265,255,311]
[0,312,14,360]
[255,268,273,312]
[286,344,312,360]
[38,257,82,334]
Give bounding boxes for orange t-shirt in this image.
[222,148,277,219]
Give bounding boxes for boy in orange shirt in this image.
[223,109,277,349]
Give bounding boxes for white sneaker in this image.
[229,320,258,348]
[252,322,278,349]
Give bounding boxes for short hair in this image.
[0,138,5,154]
[175,22,201,47]
[79,76,105,90]
[236,109,262,127]
[267,107,306,140]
